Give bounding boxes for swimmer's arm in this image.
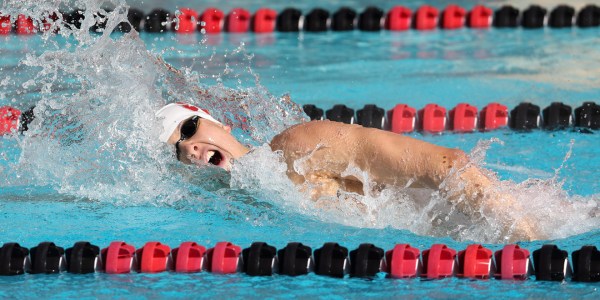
[352,128,459,188]
[271,123,461,193]
[274,122,539,241]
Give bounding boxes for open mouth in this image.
[206,150,223,166]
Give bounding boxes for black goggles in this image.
[175,115,200,161]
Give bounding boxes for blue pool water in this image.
[1,0,600,298]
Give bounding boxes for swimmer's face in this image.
[167,117,248,171]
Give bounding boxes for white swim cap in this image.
[155,102,222,143]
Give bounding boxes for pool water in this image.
[1,0,600,298]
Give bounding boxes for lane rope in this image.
[1,4,599,35]
[1,241,598,281]
[2,102,598,137]
[304,102,600,133]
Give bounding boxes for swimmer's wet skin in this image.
[157,102,541,242]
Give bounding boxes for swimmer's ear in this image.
[223,125,232,133]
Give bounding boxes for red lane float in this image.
[0,106,21,135]
[387,104,416,133]
[101,241,136,274]
[385,244,421,278]
[494,244,530,280]
[173,8,198,34]
[172,242,206,273]
[441,5,466,29]
[419,104,447,133]
[449,103,478,132]
[414,5,439,30]
[0,14,11,35]
[468,5,493,28]
[136,242,171,273]
[252,8,277,33]
[385,6,412,31]
[200,8,224,34]
[226,8,251,33]
[457,244,493,279]
[206,242,241,274]
[421,244,456,279]
[16,15,35,35]
[479,102,508,131]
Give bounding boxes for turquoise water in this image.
[1,0,600,298]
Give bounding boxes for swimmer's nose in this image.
[180,142,203,162]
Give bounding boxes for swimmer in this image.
[157,102,540,242]
[0,102,538,241]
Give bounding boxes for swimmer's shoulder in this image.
[270,120,361,149]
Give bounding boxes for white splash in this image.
[1,0,305,206]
